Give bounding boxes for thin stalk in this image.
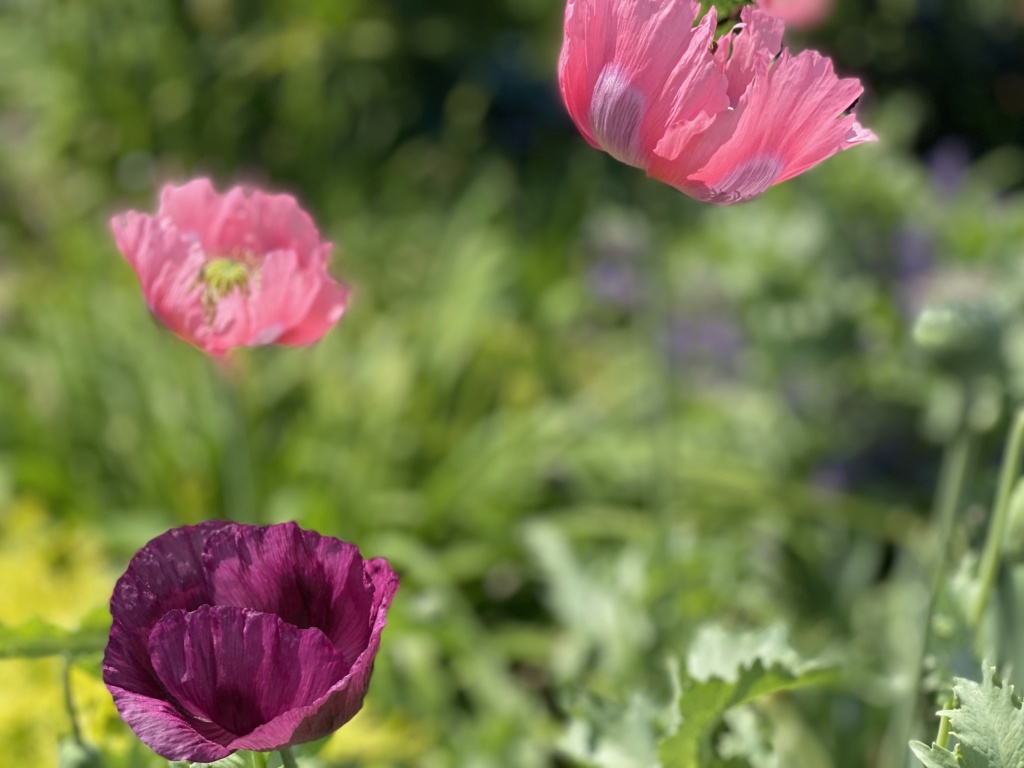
[916,429,971,755]
[279,747,300,768]
[970,407,1024,629]
[643,244,679,529]
[213,361,258,523]
[883,401,972,767]
[62,654,83,746]
[935,694,955,749]
[921,428,973,658]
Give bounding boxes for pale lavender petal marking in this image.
[249,324,284,346]
[590,64,647,168]
[705,155,785,204]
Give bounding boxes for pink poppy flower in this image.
[757,0,834,30]
[558,0,875,204]
[111,179,350,356]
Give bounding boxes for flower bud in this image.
[912,298,1004,375]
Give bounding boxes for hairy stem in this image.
[970,407,1024,629]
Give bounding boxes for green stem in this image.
[213,362,258,523]
[62,654,83,746]
[935,694,955,749]
[913,429,972,752]
[279,747,300,768]
[970,407,1024,629]
[644,244,679,529]
[924,428,973,641]
[883,399,972,767]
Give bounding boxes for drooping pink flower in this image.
[558,0,875,204]
[111,179,350,356]
[757,0,834,30]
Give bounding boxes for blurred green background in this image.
[1,0,1024,765]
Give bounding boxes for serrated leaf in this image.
[557,658,683,768]
[659,626,837,768]
[0,609,110,659]
[911,664,1024,768]
[910,741,963,768]
[559,691,662,768]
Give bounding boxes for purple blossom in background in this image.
[891,225,935,316]
[102,521,399,762]
[582,209,651,310]
[665,312,744,374]
[926,137,971,198]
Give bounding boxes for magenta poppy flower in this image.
[102,521,399,762]
[558,0,875,204]
[111,179,350,356]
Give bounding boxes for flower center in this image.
[195,255,258,323]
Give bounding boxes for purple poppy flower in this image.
[102,521,399,762]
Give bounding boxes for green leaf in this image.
[697,0,757,36]
[658,626,837,768]
[910,664,1024,768]
[0,607,110,659]
[57,738,103,768]
[910,742,963,768]
[559,690,663,768]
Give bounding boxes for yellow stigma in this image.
[196,257,253,323]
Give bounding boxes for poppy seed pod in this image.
[102,522,399,762]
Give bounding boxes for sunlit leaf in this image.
[659,625,837,768]
[911,665,1024,768]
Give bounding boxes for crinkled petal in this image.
[149,606,351,748]
[102,686,234,763]
[230,560,398,752]
[104,523,229,721]
[238,248,327,347]
[695,48,869,202]
[274,274,350,347]
[111,211,203,315]
[182,249,347,354]
[165,182,327,268]
[560,1,873,204]
[713,10,785,104]
[202,522,391,663]
[559,0,729,166]
[651,8,873,203]
[156,179,221,242]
